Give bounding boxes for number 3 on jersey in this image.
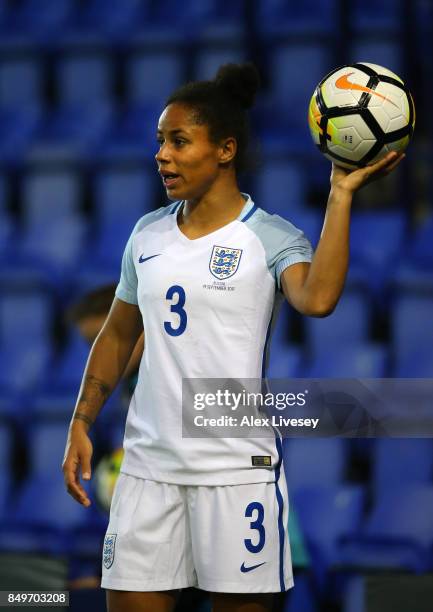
[164,285,187,336]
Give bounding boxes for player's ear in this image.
[218,137,237,165]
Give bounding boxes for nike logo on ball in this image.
[138,254,161,264]
[335,73,398,107]
[240,561,266,573]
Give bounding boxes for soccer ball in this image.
[308,62,415,169]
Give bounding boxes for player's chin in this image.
[165,183,188,201]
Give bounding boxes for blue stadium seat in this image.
[22,51,114,164]
[58,0,144,47]
[254,159,308,215]
[350,40,403,76]
[0,290,52,348]
[0,343,51,395]
[304,291,370,355]
[126,51,185,107]
[293,485,365,588]
[96,104,161,163]
[0,0,73,50]
[26,103,113,164]
[0,108,41,165]
[372,439,433,495]
[193,47,246,81]
[0,56,44,111]
[267,345,303,378]
[22,169,81,224]
[98,51,185,163]
[89,220,138,272]
[392,264,433,294]
[50,331,89,394]
[392,294,433,376]
[0,290,53,393]
[25,104,113,164]
[349,0,403,33]
[28,420,70,480]
[94,166,156,228]
[283,438,347,492]
[128,0,244,46]
[16,169,87,271]
[267,43,333,132]
[0,476,94,554]
[340,485,433,572]
[302,343,388,378]
[72,269,119,296]
[56,52,114,108]
[89,166,156,268]
[257,0,338,37]
[349,211,406,293]
[407,214,433,268]
[391,216,433,295]
[0,56,42,164]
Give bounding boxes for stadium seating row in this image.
[0,34,406,166]
[0,288,431,397]
[0,164,431,290]
[0,0,408,52]
[1,433,433,578]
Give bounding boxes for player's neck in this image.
[181,180,245,230]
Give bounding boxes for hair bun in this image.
[215,63,260,109]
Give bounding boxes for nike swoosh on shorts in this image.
[240,561,266,573]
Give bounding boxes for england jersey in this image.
[116,195,312,485]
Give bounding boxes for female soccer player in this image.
[63,63,403,612]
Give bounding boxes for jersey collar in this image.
[170,193,257,222]
[238,194,258,222]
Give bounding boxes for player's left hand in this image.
[330,151,405,194]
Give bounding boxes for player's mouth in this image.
[159,171,181,189]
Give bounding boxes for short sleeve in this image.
[115,225,139,305]
[273,229,313,289]
[245,211,313,290]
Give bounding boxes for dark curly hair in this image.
[165,63,260,173]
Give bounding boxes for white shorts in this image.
[101,471,293,594]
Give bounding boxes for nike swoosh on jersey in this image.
[240,561,266,573]
[335,73,398,107]
[138,254,161,264]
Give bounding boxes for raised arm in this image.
[281,152,404,317]
[62,297,143,506]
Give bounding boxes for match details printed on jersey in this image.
[181,378,433,438]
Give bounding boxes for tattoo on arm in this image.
[78,375,111,405]
[73,412,93,427]
[75,375,112,426]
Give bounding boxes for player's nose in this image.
[155,144,170,164]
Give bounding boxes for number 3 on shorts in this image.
[244,501,265,553]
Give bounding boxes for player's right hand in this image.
[62,424,93,507]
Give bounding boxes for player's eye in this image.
[156,138,164,146]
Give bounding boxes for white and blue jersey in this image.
[116,195,312,485]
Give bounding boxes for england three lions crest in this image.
[103,533,117,569]
[210,246,242,280]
